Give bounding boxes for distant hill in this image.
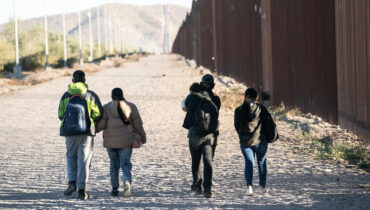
[0,3,189,53]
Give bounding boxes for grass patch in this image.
[7,79,28,86]
[216,88,245,110]
[270,103,301,119]
[309,135,370,170]
[30,79,43,85]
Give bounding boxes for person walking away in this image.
[182,78,219,198]
[58,70,103,200]
[97,88,146,197]
[234,88,272,196]
[199,74,221,158]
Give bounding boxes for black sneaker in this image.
[191,184,202,194]
[77,189,89,200]
[191,179,202,194]
[111,187,119,197]
[203,188,212,198]
[64,181,76,196]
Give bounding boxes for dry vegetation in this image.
[0,55,144,95]
[217,88,245,110]
[271,104,370,171]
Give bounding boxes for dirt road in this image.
[0,55,368,209]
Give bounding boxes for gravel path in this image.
[0,55,369,209]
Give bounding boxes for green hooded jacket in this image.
[58,82,103,136]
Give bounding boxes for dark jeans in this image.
[240,141,268,188]
[212,135,217,160]
[189,133,214,189]
[107,148,132,188]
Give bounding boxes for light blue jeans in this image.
[240,141,268,188]
[107,148,133,188]
[65,135,94,190]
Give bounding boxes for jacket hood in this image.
[67,82,88,95]
[108,100,132,119]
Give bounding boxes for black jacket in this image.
[206,90,221,111]
[183,90,220,124]
[234,102,270,146]
[183,91,208,130]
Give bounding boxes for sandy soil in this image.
[0,54,368,209]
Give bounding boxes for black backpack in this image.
[63,94,90,136]
[261,113,279,143]
[193,96,219,136]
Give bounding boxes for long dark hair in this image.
[112,88,130,125]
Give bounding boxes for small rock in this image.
[358,184,368,189]
[324,169,332,173]
[313,118,320,124]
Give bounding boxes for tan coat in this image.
[97,100,146,148]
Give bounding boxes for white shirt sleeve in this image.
[181,97,187,112]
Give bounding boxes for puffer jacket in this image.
[97,100,146,149]
[58,82,103,136]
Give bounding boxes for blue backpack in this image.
[63,94,90,136]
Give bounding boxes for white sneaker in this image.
[260,187,268,194]
[123,182,131,197]
[246,186,253,196]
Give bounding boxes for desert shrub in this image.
[307,134,369,170]
[3,62,15,72]
[53,57,78,68]
[19,52,44,71]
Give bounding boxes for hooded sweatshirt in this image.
[234,102,269,146]
[97,100,146,149]
[58,82,103,136]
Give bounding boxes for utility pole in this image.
[121,27,124,54]
[13,0,21,78]
[78,10,83,64]
[88,8,93,62]
[104,5,109,59]
[108,12,113,55]
[114,13,118,57]
[44,0,50,70]
[97,5,101,58]
[124,28,128,54]
[62,5,67,68]
[117,16,121,55]
[162,4,170,54]
[211,0,218,74]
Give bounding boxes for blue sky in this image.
[0,0,192,24]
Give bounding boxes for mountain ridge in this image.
[0,3,189,53]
